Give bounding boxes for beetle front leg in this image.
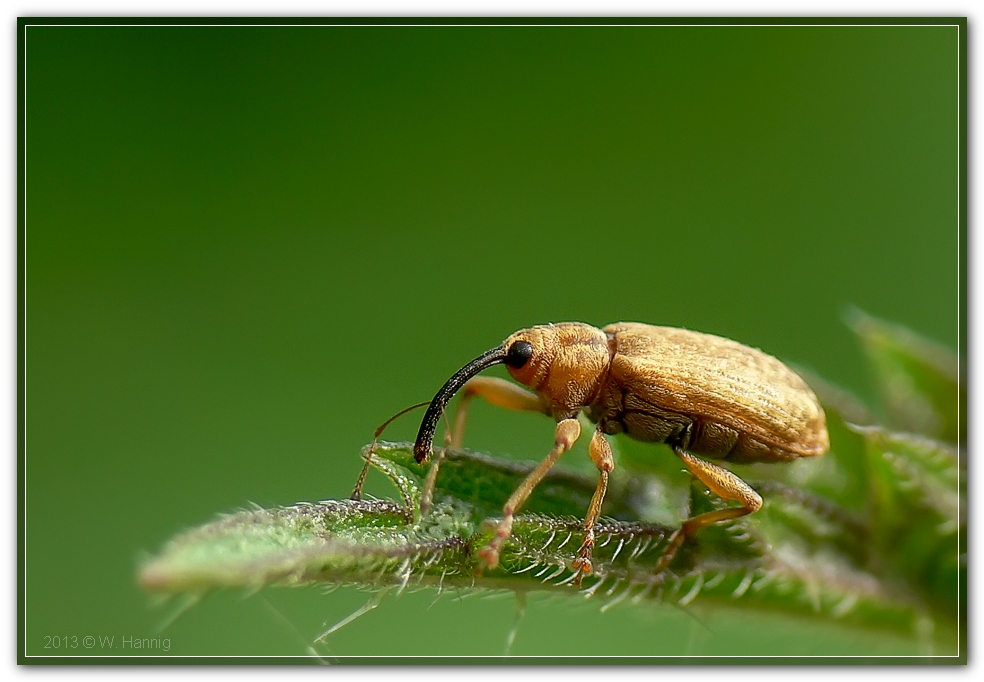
[451,376,547,448]
[477,418,581,571]
[419,377,548,516]
[572,427,615,584]
[654,446,763,574]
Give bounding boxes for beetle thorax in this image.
[505,323,613,419]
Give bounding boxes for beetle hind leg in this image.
[654,446,763,574]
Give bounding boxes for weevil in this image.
[413,322,829,581]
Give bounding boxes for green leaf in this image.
[140,441,952,643]
[852,424,964,618]
[848,308,964,444]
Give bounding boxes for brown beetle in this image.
[413,322,828,580]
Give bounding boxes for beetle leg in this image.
[418,377,546,516]
[477,418,581,571]
[572,427,615,584]
[418,447,446,516]
[451,376,547,448]
[654,446,763,574]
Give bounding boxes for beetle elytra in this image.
[412,321,829,581]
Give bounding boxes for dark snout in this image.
[412,345,509,463]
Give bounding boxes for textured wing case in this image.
[603,323,828,456]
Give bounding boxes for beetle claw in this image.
[572,535,595,586]
[477,545,499,568]
[571,557,592,586]
[653,527,687,575]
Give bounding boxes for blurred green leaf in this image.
[852,424,963,619]
[848,308,964,444]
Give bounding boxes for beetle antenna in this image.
[413,345,509,463]
[351,400,430,500]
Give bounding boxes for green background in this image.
[22,21,961,659]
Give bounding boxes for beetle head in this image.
[503,323,611,414]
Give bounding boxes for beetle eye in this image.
[505,341,533,369]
